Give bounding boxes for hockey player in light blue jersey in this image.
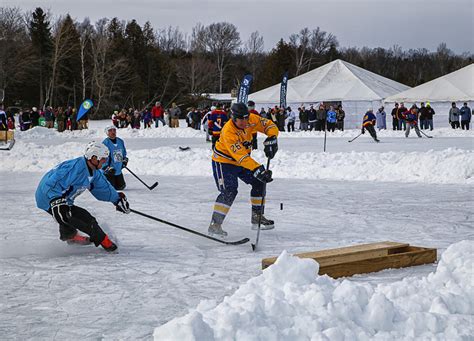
[35,141,131,252]
[102,125,128,190]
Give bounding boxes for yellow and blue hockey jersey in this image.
[212,113,279,170]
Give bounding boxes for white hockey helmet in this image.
[84,141,109,160]
[104,125,116,134]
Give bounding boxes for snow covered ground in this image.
[0,121,472,340]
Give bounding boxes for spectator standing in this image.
[308,105,317,131]
[398,102,407,130]
[315,104,326,131]
[0,105,6,130]
[131,110,141,129]
[376,106,387,130]
[276,107,286,131]
[326,106,337,132]
[286,106,296,132]
[418,102,427,129]
[335,104,345,131]
[169,103,181,128]
[391,103,400,130]
[460,102,471,130]
[56,107,65,132]
[259,108,267,119]
[299,106,308,131]
[191,109,201,130]
[424,102,435,130]
[31,107,40,127]
[152,101,166,127]
[21,109,31,131]
[449,102,461,129]
[142,108,152,128]
[44,106,55,128]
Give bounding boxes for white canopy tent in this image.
[384,64,474,127]
[248,59,410,128]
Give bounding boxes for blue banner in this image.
[77,99,93,121]
[237,74,253,104]
[280,71,288,109]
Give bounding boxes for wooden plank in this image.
[319,247,437,279]
[0,131,14,141]
[262,241,408,269]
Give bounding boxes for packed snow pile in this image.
[1,141,472,184]
[153,241,473,340]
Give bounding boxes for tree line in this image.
[0,7,472,118]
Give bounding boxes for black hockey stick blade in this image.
[148,182,159,190]
[179,146,190,151]
[420,130,433,138]
[130,209,249,245]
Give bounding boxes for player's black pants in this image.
[366,125,378,141]
[48,205,107,246]
[105,173,126,190]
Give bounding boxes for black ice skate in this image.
[251,211,275,230]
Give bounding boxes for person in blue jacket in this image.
[35,141,131,251]
[326,106,337,132]
[102,125,128,190]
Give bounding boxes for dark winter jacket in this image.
[316,109,326,120]
[299,109,308,123]
[424,106,435,119]
[308,109,317,122]
[449,107,461,122]
[336,108,345,121]
[460,106,471,121]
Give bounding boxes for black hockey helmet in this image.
[231,102,250,121]
[247,100,255,108]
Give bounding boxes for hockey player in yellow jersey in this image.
[209,102,279,237]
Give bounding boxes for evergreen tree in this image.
[28,7,52,107]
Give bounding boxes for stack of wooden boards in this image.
[262,241,437,279]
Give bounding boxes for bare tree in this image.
[156,26,186,53]
[0,7,30,101]
[77,18,94,101]
[202,22,241,92]
[244,31,264,82]
[289,27,311,76]
[90,25,132,114]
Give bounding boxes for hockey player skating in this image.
[361,109,380,142]
[404,105,422,138]
[208,102,279,237]
[102,125,128,190]
[208,104,228,148]
[35,141,131,252]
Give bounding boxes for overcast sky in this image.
[7,0,474,53]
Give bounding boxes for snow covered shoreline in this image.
[154,241,473,340]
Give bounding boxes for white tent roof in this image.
[385,64,474,103]
[248,59,410,103]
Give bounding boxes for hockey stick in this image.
[348,132,363,142]
[251,158,271,252]
[323,121,327,152]
[124,166,158,190]
[419,129,433,138]
[130,209,250,245]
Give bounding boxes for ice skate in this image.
[208,221,228,237]
[101,235,118,252]
[251,211,275,230]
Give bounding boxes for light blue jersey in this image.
[35,157,120,211]
[102,137,127,175]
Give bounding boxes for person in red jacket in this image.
[152,101,166,127]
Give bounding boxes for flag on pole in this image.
[280,71,288,109]
[237,74,253,104]
[77,99,93,121]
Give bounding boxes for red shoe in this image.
[66,233,92,245]
[101,235,118,252]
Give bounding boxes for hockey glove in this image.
[122,157,129,168]
[253,165,273,183]
[50,197,71,225]
[263,136,278,159]
[104,166,115,176]
[115,192,130,214]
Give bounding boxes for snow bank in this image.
[153,241,474,340]
[1,141,472,184]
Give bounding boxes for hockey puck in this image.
[280,202,283,210]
